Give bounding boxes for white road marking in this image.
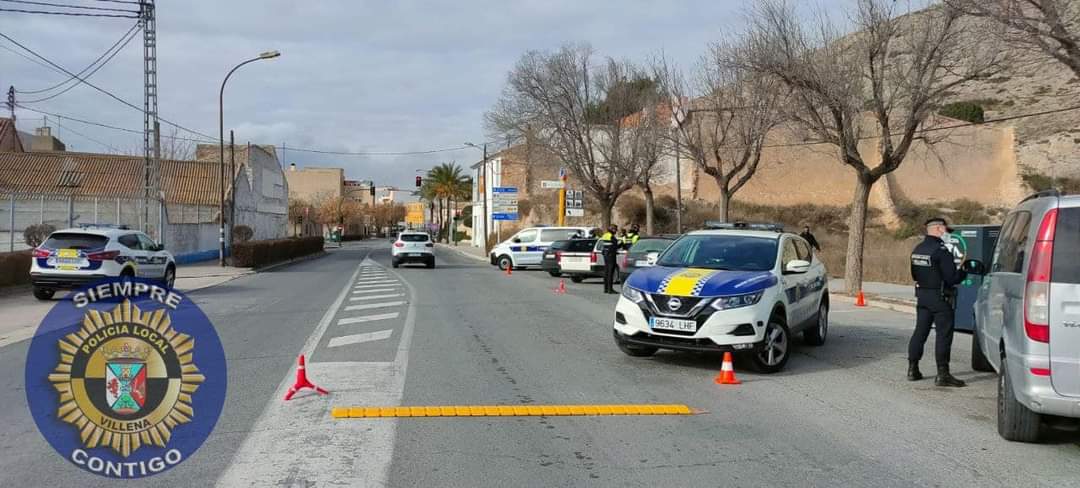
[349,293,404,302]
[354,280,398,286]
[337,312,399,325]
[327,329,394,347]
[351,288,397,294]
[217,256,418,486]
[344,301,406,311]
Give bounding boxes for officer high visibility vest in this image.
[628,233,639,245]
[601,232,614,241]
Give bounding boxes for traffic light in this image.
[415,176,422,187]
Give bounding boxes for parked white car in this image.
[29,225,175,300]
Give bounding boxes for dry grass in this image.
[817,231,916,284]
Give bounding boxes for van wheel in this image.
[548,271,561,277]
[33,287,55,300]
[998,354,1042,442]
[497,255,513,270]
[750,315,790,374]
[971,328,994,372]
[570,276,584,283]
[803,297,828,346]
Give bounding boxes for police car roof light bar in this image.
[703,221,784,232]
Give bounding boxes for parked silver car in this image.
[969,190,1080,442]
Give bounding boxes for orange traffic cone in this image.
[553,279,566,295]
[855,291,867,307]
[714,352,742,385]
[505,265,513,276]
[284,354,329,401]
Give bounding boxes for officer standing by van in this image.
[601,225,620,294]
[909,217,968,387]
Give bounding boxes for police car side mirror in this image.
[646,252,659,266]
[784,260,811,274]
[962,259,986,275]
[512,238,521,243]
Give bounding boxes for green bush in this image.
[231,236,324,268]
[1022,172,1080,195]
[938,101,984,124]
[893,198,993,238]
[0,250,32,287]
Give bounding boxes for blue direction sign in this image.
[491,187,518,221]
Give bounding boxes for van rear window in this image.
[1052,208,1080,284]
[42,233,108,250]
[564,239,597,252]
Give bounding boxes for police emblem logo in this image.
[26,279,226,479]
[49,299,203,458]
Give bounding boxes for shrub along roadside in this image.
[0,250,32,287]
[231,236,324,268]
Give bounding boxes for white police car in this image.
[30,225,176,300]
[613,224,829,373]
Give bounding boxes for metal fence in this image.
[1,193,165,252]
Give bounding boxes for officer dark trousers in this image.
[909,289,955,367]
[602,250,618,293]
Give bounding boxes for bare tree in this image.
[735,0,1001,294]
[486,44,651,228]
[656,46,785,223]
[947,0,1080,76]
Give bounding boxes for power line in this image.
[280,145,478,157]
[0,6,138,17]
[0,31,214,140]
[0,0,139,13]
[16,21,140,95]
[15,104,214,143]
[89,0,141,4]
[55,118,124,153]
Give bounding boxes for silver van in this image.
[969,190,1080,442]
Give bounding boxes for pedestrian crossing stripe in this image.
[330,404,696,418]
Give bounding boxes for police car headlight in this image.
[621,286,646,304]
[710,291,763,311]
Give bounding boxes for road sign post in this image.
[556,169,567,226]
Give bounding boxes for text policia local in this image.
[72,282,183,310]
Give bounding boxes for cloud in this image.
[4,0,769,190]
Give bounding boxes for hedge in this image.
[0,250,32,287]
[231,236,324,268]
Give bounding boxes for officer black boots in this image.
[907,361,923,381]
[935,367,967,387]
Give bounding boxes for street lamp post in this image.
[219,50,280,266]
[464,142,487,254]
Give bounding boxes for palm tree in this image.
[425,162,470,243]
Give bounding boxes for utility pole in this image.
[139,0,160,235]
[6,86,13,121]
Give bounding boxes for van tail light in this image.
[1024,208,1057,344]
[33,247,51,258]
[1030,367,1052,376]
[393,242,404,248]
[590,252,598,263]
[87,250,121,262]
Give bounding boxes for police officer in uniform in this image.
[627,225,641,246]
[909,217,967,387]
[601,225,620,294]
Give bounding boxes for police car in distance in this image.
[29,225,176,300]
[613,222,829,373]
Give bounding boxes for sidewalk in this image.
[176,260,254,292]
[829,278,916,314]
[436,243,487,261]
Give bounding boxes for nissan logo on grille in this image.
[667,297,682,311]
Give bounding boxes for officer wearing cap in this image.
[908,217,968,387]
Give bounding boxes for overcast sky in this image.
[2,0,849,193]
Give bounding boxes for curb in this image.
[833,294,916,315]
[435,243,487,262]
[253,250,329,272]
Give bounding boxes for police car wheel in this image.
[392,260,400,268]
[615,337,658,357]
[803,298,828,346]
[998,354,1042,442]
[162,265,176,289]
[33,287,55,300]
[548,271,561,277]
[570,276,584,283]
[497,255,513,270]
[751,317,790,374]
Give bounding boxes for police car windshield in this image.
[657,235,777,272]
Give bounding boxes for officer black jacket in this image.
[910,235,966,290]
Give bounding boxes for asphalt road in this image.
[1,240,1078,487]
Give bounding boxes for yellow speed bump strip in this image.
[331,404,697,418]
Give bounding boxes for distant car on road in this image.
[392,231,435,268]
[29,225,175,300]
[613,223,829,373]
[970,190,1080,442]
[489,226,590,270]
[619,235,677,282]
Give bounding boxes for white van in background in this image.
[489,226,591,270]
